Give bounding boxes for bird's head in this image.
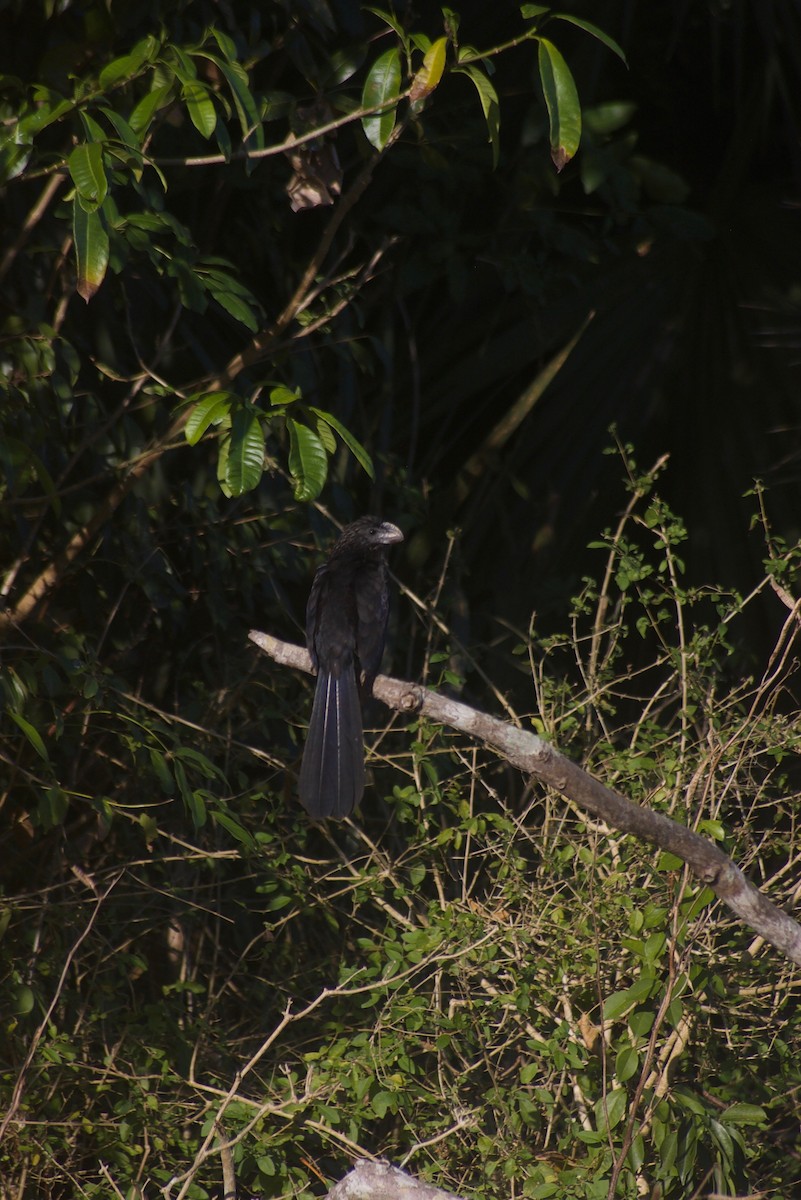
[339,517,404,548]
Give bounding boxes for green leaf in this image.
[201,54,264,150]
[186,789,207,829]
[211,287,259,331]
[139,812,158,841]
[602,974,654,1021]
[165,44,197,84]
[315,417,336,454]
[175,746,228,782]
[627,1133,645,1174]
[0,140,31,183]
[185,393,232,445]
[371,1090,396,1118]
[454,65,500,168]
[211,28,238,64]
[594,1087,627,1134]
[615,1045,639,1083]
[537,37,581,171]
[309,407,374,477]
[98,36,159,90]
[521,4,550,17]
[212,810,257,850]
[362,47,402,150]
[322,45,367,88]
[149,749,174,795]
[7,709,49,761]
[100,107,142,153]
[38,787,69,829]
[551,14,628,65]
[79,111,108,144]
[73,198,109,301]
[129,85,172,137]
[182,80,217,139]
[269,386,301,407]
[287,419,328,502]
[584,100,636,136]
[363,6,406,42]
[720,1102,767,1126]
[410,36,447,103]
[225,408,265,495]
[68,142,108,207]
[15,986,35,1016]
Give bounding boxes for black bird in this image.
[299,516,404,820]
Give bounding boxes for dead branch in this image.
[249,630,801,969]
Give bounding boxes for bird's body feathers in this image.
[299,517,403,819]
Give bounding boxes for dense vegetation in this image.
[2,2,800,1197]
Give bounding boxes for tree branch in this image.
[249,630,801,969]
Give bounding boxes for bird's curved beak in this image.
[377,522,404,545]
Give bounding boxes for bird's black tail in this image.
[298,666,364,819]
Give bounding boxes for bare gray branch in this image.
[249,630,801,968]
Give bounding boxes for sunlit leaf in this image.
[129,84,172,136]
[73,196,109,301]
[615,1045,639,1083]
[287,418,328,501]
[185,393,232,445]
[315,417,336,454]
[182,80,217,139]
[211,28,238,63]
[602,974,654,1021]
[269,386,301,406]
[79,110,108,145]
[537,37,581,170]
[594,1088,627,1133]
[68,142,107,207]
[362,46,402,150]
[166,44,197,84]
[225,408,265,495]
[410,36,447,104]
[454,65,500,168]
[99,36,159,90]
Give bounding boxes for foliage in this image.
[3,458,801,1198]
[2,1,801,1199]
[0,0,619,505]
